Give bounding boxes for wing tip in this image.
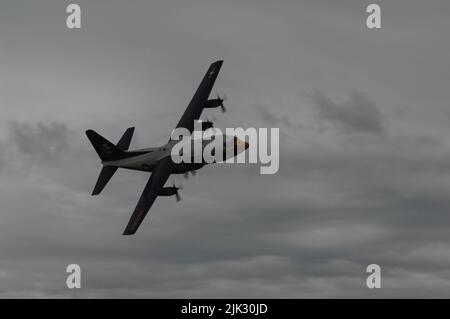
[122,229,136,236]
[212,60,223,66]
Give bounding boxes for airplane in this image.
[86,60,249,235]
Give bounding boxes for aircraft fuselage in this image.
[102,135,247,174]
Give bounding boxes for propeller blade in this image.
[216,93,227,113]
[175,192,181,202]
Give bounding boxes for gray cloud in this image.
[9,121,69,160]
[309,90,384,135]
[1,0,450,298]
[254,104,295,129]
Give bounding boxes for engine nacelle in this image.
[159,187,178,197]
[159,185,182,201]
[203,98,222,109]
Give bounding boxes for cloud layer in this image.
[1,0,450,298]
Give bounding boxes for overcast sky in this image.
[1,0,450,298]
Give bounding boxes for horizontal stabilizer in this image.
[92,166,118,195]
[87,127,136,195]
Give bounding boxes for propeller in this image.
[217,93,227,113]
[173,182,183,202]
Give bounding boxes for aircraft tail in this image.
[86,127,135,195]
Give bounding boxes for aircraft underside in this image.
[119,162,205,174]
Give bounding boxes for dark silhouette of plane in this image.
[86,60,248,235]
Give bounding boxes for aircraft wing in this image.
[174,60,223,133]
[122,157,172,235]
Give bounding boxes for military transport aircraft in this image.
[86,60,249,235]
